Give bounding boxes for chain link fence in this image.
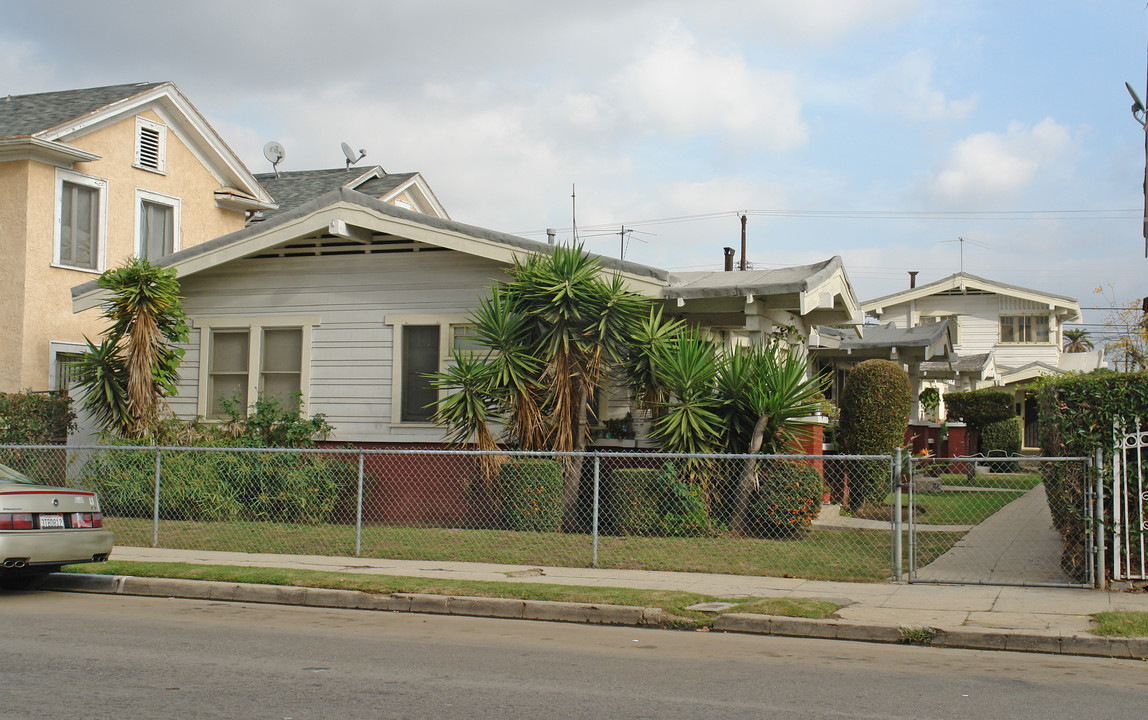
[0,444,1093,585]
[0,444,917,582]
[906,455,1094,587]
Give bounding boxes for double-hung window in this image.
[55,169,107,272]
[1000,315,1050,344]
[196,318,317,419]
[135,189,180,260]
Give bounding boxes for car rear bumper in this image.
[0,529,114,568]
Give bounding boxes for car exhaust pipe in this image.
[3,559,28,568]
[91,553,108,563]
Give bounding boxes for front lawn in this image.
[101,517,962,583]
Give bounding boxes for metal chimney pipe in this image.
[909,271,919,288]
[723,247,735,271]
[546,228,557,246]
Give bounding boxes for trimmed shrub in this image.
[604,468,661,535]
[944,388,1014,455]
[747,460,823,537]
[838,359,911,508]
[496,458,563,532]
[0,391,76,444]
[605,462,711,537]
[981,416,1021,471]
[79,446,354,524]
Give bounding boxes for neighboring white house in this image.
[71,187,861,445]
[862,272,1104,448]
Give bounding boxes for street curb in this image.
[44,574,1148,659]
[44,574,672,629]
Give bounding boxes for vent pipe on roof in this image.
[723,247,735,271]
[546,228,557,246]
[909,271,919,289]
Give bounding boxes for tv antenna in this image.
[940,236,989,276]
[262,141,286,178]
[341,142,366,171]
[617,225,654,259]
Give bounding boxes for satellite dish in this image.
[263,141,286,178]
[341,141,366,170]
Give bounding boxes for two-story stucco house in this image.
[862,272,1104,448]
[0,82,276,393]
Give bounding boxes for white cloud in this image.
[866,50,977,121]
[614,22,807,150]
[918,119,1073,205]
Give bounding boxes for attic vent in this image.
[135,117,166,173]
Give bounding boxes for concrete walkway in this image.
[102,546,1148,644]
[913,484,1072,585]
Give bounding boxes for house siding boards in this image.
[176,250,502,443]
[876,292,1060,371]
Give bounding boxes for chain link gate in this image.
[1113,417,1148,581]
[905,455,1093,587]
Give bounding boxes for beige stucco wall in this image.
[7,109,250,391]
[0,161,31,392]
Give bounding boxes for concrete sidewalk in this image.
[51,545,1148,658]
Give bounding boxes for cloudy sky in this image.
[4,1,1146,335]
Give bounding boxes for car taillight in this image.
[70,512,103,528]
[0,514,9,530]
[11,513,33,530]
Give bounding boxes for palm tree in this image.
[73,259,188,438]
[1062,328,1093,353]
[431,244,649,527]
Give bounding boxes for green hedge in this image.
[748,460,823,538]
[0,391,76,444]
[605,463,710,537]
[1034,370,1148,582]
[496,458,564,532]
[80,448,355,524]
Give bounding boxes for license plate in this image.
[39,514,64,529]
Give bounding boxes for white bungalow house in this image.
[861,272,1104,449]
[71,187,861,445]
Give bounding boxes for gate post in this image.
[152,449,162,547]
[893,448,903,582]
[1095,447,1106,589]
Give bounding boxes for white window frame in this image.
[386,314,470,426]
[134,188,181,260]
[193,316,319,418]
[48,341,89,394]
[134,116,167,174]
[53,168,108,273]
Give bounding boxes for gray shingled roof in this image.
[920,352,991,374]
[0,82,166,139]
[252,167,419,222]
[820,321,949,351]
[664,257,844,300]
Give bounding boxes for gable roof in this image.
[0,81,273,208]
[863,272,1082,321]
[252,166,445,224]
[71,186,671,311]
[0,82,168,138]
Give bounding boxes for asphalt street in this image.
[2,592,1146,719]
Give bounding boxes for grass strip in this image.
[101,519,961,583]
[1091,611,1148,637]
[63,560,841,628]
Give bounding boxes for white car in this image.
[0,462,113,590]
